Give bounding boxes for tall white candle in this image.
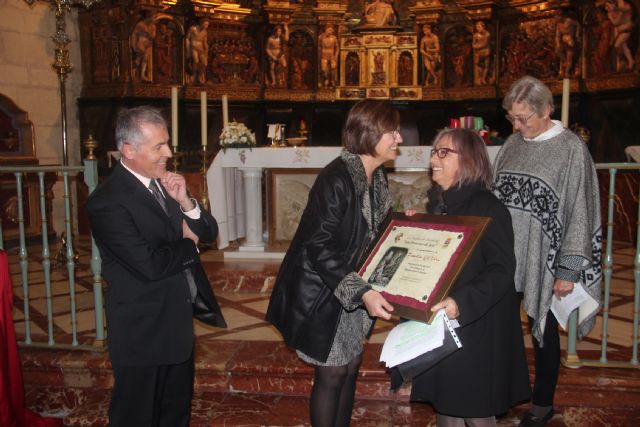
[200,91,207,147]
[171,86,178,148]
[222,94,229,128]
[561,78,570,128]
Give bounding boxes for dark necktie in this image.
[149,179,198,300]
[149,179,168,215]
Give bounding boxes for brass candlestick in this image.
[171,150,184,173]
[200,147,213,211]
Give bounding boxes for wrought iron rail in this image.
[564,163,640,369]
[0,159,101,351]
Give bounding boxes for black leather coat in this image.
[266,153,391,362]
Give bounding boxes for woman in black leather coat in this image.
[266,99,402,427]
[409,128,530,427]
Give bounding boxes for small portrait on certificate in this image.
[367,246,408,287]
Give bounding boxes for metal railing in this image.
[0,158,102,351]
[3,157,640,366]
[565,163,640,369]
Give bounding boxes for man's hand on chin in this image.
[160,171,195,211]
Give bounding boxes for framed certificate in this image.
[358,213,491,323]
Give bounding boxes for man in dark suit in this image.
[87,106,225,427]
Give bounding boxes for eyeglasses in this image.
[386,130,401,139]
[430,147,459,158]
[505,111,536,125]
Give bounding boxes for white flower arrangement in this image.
[219,121,256,151]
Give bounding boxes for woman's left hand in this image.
[430,296,459,320]
[553,279,574,299]
[362,290,394,320]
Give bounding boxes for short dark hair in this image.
[502,75,554,116]
[342,100,400,156]
[115,106,167,150]
[433,128,493,190]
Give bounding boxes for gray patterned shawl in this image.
[493,129,602,345]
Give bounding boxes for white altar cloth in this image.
[207,146,501,250]
[625,146,640,163]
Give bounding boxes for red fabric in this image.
[0,250,63,427]
[0,250,26,427]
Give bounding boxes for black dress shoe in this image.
[519,409,554,427]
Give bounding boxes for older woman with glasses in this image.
[493,75,602,427]
[267,99,401,427]
[407,128,530,427]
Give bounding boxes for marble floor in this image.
[8,237,640,426]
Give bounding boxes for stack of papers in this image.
[551,282,599,330]
[380,310,461,368]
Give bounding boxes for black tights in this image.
[309,354,362,427]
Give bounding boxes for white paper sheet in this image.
[380,310,448,368]
[551,282,598,330]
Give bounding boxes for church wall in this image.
[0,0,83,166]
[0,0,84,235]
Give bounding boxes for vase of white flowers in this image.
[219,121,256,152]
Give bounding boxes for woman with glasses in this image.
[267,99,400,427]
[493,75,602,427]
[407,128,530,427]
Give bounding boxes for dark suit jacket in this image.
[87,163,225,367]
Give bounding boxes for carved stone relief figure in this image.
[555,12,580,77]
[605,0,636,72]
[245,50,259,84]
[208,37,259,85]
[289,31,314,90]
[363,0,397,27]
[588,7,615,77]
[397,52,413,86]
[371,51,386,84]
[346,52,360,86]
[155,21,175,84]
[92,19,111,84]
[266,22,290,87]
[131,13,157,82]
[472,21,494,85]
[318,24,339,88]
[111,38,121,81]
[186,18,210,85]
[107,8,123,82]
[500,19,556,82]
[420,24,440,86]
[445,25,472,88]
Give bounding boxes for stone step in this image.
[201,257,279,294]
[61,392,440,427]
[21,343,640,426]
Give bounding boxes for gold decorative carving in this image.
[584,74,640,92]
[75,1,640,106]
[339,88,366,99]
[316,89,337,101]
[390,87,422,100]
[422,87,444,100]
[367,87,389,98]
